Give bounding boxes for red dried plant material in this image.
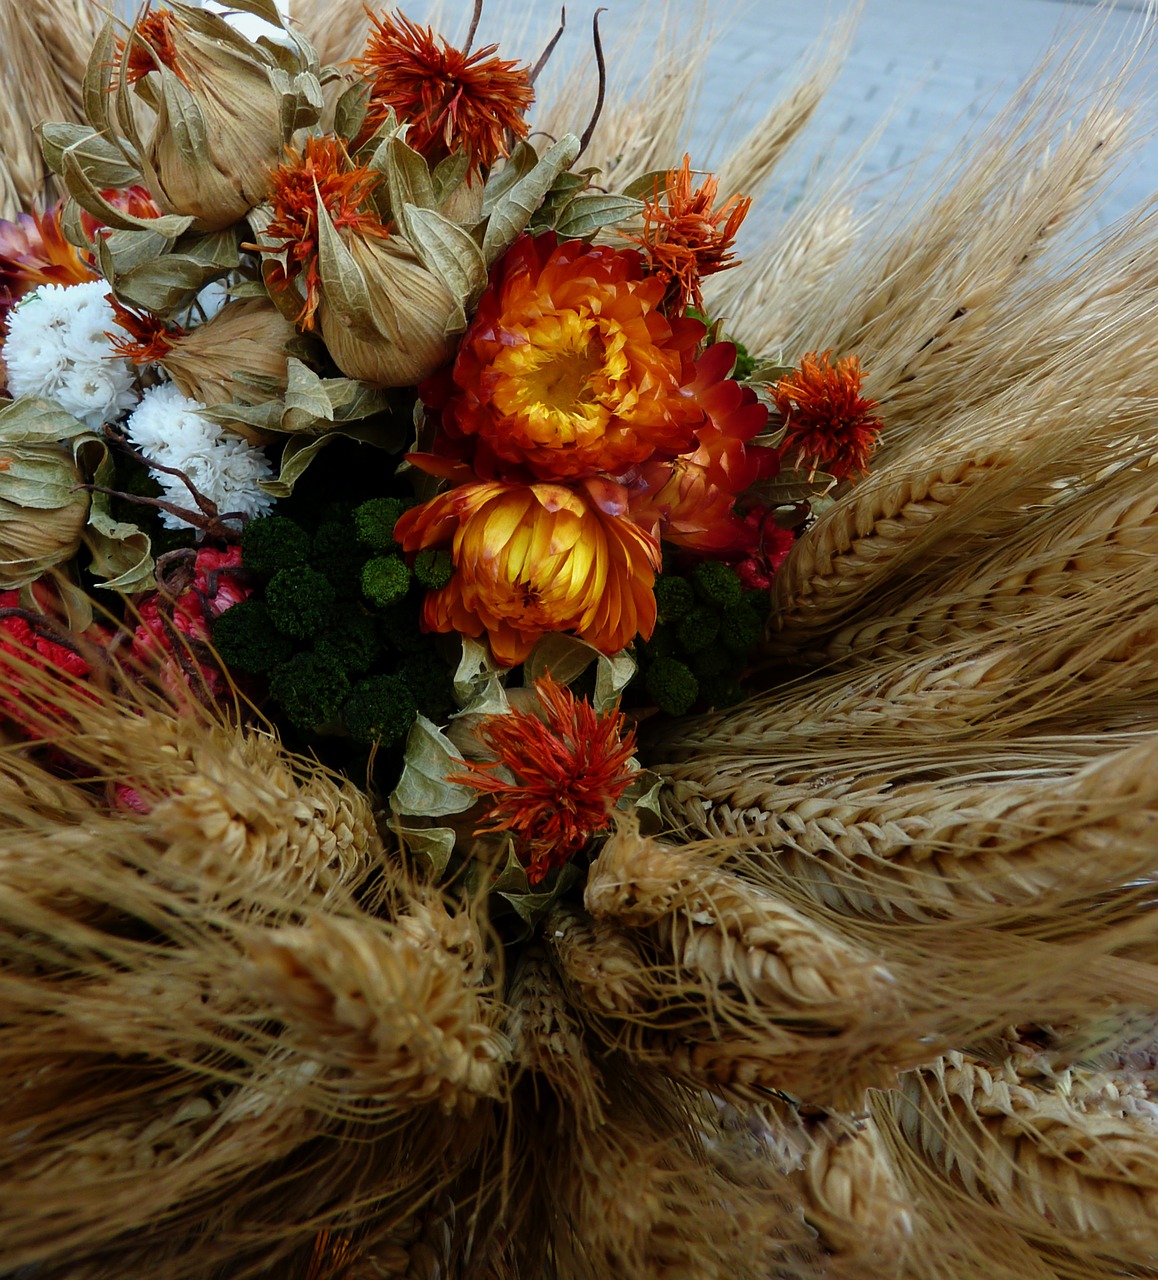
[622,155,751,313]
[451,675,638,884]
[355,10,534,179]
[773,350,883,482]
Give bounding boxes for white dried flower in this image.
[125,382,276,531]
[1,281,138,428]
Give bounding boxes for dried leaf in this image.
[314,195,377,340]
[333,80,371,143]
[404,204,488,307]
[61,147,191,236]
[38,123,140,190]
[552,193,644,239]
[391,714,476,818]
[481,134,580,266]
[82,450,154,592]
[397,824,457,880]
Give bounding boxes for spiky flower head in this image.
[623,155,751,313]
[356,10,534,181]
[393,476,661,667]
[452,674,638,884]
[773,350,883,481]
[262,135,390,329]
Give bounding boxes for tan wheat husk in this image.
[655,733,1158,922]
[876,1046,1158,1274]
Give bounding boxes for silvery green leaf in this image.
[159,66,209,165]
[398,824,457,880]
[481,133,580,265]
[404,204,488,307]
[553,193,645,239]
[324,378,394,423]
[524,633,598,689]
[621,768,663,832]
[60,199,90,252]
[314,196,378,340]
[0,447,85,510]
[0,396,91,446]
[593,648,636,714]
[273,68,324,137]
[227,279,273,299]
[82,21,118,140]
[481,141,537,215]
[334,79,371,143]
[620,169,667,200]
[282,357,335,432]
[452,635,508,711]
[491,842,530,895]
[96,228,172,285]
[199,400,285,435]
[83,450,154,592]
[223,0,288,29]
[258,420,402,497]
[110,254,221,317]
[432,150,471,208]
[61,149,191,236]
[177,226,243,269]
[390,714,477,818]
[39,122,140,189]
[749,362,795,384]
[383,136,437,235]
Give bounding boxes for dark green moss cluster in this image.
[632,561,769,715]
[213,503,454,745]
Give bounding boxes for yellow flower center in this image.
[491,309,631,451]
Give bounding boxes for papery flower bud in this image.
[111,298,296,443]
[262,136,463,388]
[0,445,88,588]
[318,234,460,387]
[125,8,289,231]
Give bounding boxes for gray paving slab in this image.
[435,0,1156,234]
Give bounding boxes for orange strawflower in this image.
[393,477,661,667]
[623,155,751,312]
[450,674,637,884]
[774,350,882,481]
[426,232,707,483]
[261,135,390,327]
[355,10,534,179]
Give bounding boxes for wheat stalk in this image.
[246,911,508,1115]
[656,734,1158,922]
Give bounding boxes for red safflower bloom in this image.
[451,674,638,884]
[355,10,534,179]
[107,298,186,365]
[261,135,391,328]
[773,350,883,481]
[426,233,707,483]
[622,155,751,313]
[394,476,661,667]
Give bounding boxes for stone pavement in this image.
[435,0,1156,234]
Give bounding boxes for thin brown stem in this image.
[577,8,607,159]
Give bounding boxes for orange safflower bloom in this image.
[622,155,751,312]
[451,674,637,884]
[394,478,661,667]
[262,135,391,328]
[121,9,184,84]
[427,233,706,482]
[355,11,534,179]
[774,350,883,481]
